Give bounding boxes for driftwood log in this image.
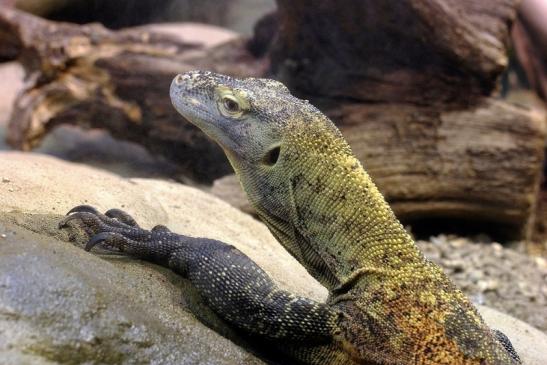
[0,7,267,180]
[0,3,545,242]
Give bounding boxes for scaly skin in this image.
[60,71,520,365]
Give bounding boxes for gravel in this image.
[418,235,547,333]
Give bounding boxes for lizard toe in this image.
[66,204,100,216]
[151,224,171,232]
[105,208,140,227]
[58,211,106,235]
[85,232,114,251]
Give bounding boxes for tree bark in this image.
[271,0,517,106]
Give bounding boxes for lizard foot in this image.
[59,205,173,257]
[61,205,141,228]
[61,204,169,234]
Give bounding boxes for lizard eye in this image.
[215,86,249,118]
[222,96,240,113]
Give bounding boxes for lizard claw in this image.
[60,204,175,259]
[58,212,84,229]
[105,208,139,227]
[85,232,112,252]
[66,205,100,216]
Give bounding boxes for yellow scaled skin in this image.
[170,71,520,365]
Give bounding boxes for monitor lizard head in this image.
[170,70,329,165]
[170,71,415,287]
[171,69,306,205]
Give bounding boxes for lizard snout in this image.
[171,70,215,94]
[171,72,196,92]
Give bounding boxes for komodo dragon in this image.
[60,71,521,364]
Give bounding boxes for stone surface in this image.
[0,151,546,364]
[0,151,324,364]
[0,216,265,365]
[0,152,326,299]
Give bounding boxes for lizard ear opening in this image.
[262,145,281,166]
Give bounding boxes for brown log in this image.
[0,7,266,181]
[512,0,547,102]
[532,189,547,255]
[271,0,517,106]
[337,101,544,240]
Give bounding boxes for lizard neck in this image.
[285,126,424,288]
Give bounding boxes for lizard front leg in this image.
[59,206,354,364]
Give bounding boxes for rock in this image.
[0,151,546,364]
[478,306,547,365]
[468,269,484,283]
[0,151,324,364]
[0,151,326,301]
[0,217,265,365]
[477,279,500,293]
[37,125,181,181]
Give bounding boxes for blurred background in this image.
[9,0,276,33]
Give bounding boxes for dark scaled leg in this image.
[170,239,342,342]
[59,206,341,344]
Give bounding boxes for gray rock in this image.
[478,306,547,365]
[0,216,264,365]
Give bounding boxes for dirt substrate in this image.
[418,235,547,333]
